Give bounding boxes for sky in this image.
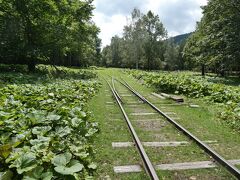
[92,0,208,47]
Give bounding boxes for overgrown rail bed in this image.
[107,76,240,179]
[91,69,240,179]
[127,70,240,132]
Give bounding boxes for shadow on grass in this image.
[0,64,97,86]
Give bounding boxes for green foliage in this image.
[219,101,240,132]
[0,64,97,86]
[0,0,100,70]
[127,70,240,131]
[101,9,167,70]
[164,40,180,70]
[142,11,167,70]
[0,65,100,179]
[183,0,240,74]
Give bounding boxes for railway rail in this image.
[106,77,240,180]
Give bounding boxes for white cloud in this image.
[144,0,208,36]
[92,11,127,47]
[93,0,208,47]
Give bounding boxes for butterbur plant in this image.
[0,69,100,179]
[219,102,240,132]
[127,70,240,132]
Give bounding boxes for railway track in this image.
[106,77,240,180]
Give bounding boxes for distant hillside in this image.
[170,32,192,44]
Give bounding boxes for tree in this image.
[164,40,179,70]
[0,0,100,71]
[101,45,112,67]
[183,0,240,76]
[183,21,210,76]
[123,8,145,69]
[110,36,123,67]
[101,9,168,70]
[142,11,167,70]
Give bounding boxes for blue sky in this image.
[92,0,208,47]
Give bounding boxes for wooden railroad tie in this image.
[160,93,184,103]
[114,159,240,173]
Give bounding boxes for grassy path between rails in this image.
[89,68,240,179]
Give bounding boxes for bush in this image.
[127,70,240,132]
[0,66,100,179]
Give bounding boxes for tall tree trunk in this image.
[136,57,139,69]
[148,58,150,70]
[201,64,205,76]
[220,70,225,77]
[28,59,36,72]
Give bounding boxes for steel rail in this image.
[106,79,159,180]
[112,77,123,103]
[119,79,240,179]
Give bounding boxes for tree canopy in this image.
[183,0,240,76]
[0,0,100,71]
[101,9,170,70]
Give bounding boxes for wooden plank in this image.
[172,117,181,120]
[160,93,184,102]
[156,159,240,170]
[114,165,142,173]
[151,93,166,100]
[156,161,216,170]
[144,141,188,147]
[126,104,142,107]
[118,90,129,93]
[112,141,217,148]
[164,112,176,115]
[132,119,163,122]
[106,102,114,104]
[157,103,186,106]
[189,104,200,108]
[130,112,158,116]
[114,159,240,173]
[171,95,184,103]
[112,142,134,147]
[161,93,171,98]
[121,94,133,97]
[109,119,123,122]
[159,106,167,109]
[126,101,144,105]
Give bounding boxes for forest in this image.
[0,0,101,71]
[0,0,240,76]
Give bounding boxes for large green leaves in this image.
[10,153,38,174]
[0,170,13,180]
[52,153,72,167]
[22,166,53,180]
[32,126,52,136]
[129,69,240,132]
[52,153,84,175]
[0,67,99,179]
[54,160,84,175]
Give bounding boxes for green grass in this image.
[89,71,149,179]
[89,68,240,179]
